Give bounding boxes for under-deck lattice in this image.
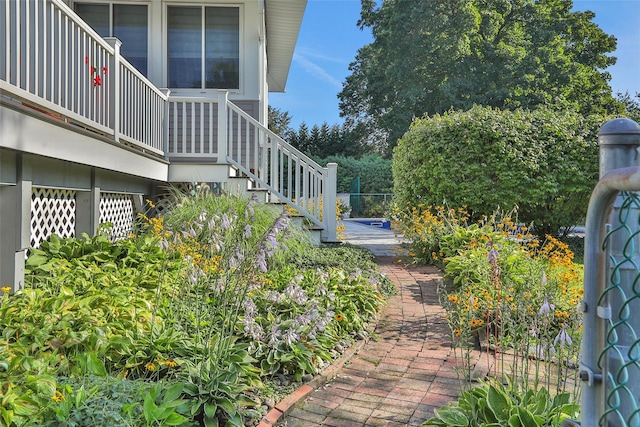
[99,193,135,241]
[30,188,76,248]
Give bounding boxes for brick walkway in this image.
[273,258,480,427]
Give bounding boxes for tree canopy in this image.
[339,0,622,153]
[268,106,294,137]
[269,105,375,159]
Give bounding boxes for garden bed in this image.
[0,194,394,427]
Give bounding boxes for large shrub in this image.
[392,105,607,236]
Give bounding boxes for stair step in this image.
[305,226,323,247]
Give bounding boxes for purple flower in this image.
[283,328,300,346]
[487,248,499,264]
[244,297,258,318]
[248,196,257,215]
[350,268,363,281]
[266,233,278,250]
[318,271,329,284]
[268,323,282,346]
[542,271,548,285]
[294,313,312,327]
[539,297,555,316]
[265,290,282,303]
[221,213,232,229]
[534,343,555,358]
[284,282,307,305]
[188,265,204,286]
[255,250,267,272]
[316,284,328,296]
[159,238,169,250]
[245,224,253,239]
[229,256,238,269]
[243,317,263,341]
[554,326,573,348]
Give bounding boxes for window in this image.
[167,6,240,89]
[75,3,148,76]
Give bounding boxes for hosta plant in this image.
[423,380,579,427]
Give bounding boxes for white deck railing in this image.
[166,92,337,241]
[1,0,337,241]
[0,0,165,155]
[226,97,337,241]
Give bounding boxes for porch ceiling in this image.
[265,0,307,92]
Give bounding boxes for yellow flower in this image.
[447,294,459,304]
[1,286,11,294]
[470,318,484,328]
[145,362,156,371]
[52,390,65,402]
[334,314,345,322]
[164,360,177,368]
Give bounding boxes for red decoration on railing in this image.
[86,59,107,87]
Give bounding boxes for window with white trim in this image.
[167,6,240,90]
[74,3,148,76]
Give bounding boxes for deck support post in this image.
[0,155,30,291]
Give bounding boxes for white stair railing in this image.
[0,0,165,155]
[225,99,337,241]
[166,92,338,241]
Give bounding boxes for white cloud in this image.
[296,46,346,64]
[293,51,343,89]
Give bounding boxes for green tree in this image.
[340,0,622,153]
[393,105,609,237]
[315,154,392,194]
[287,122,373,158]
[268,106,294,137]
[617,91,640,123]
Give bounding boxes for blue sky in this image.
[270,0,640,129]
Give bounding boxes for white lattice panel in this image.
[31,188,77,248]
[99,193,134,241]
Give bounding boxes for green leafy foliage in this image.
[340,0,622,152]
[393,105,608,237]
[267,106,293,137]
[395,206,582,425]
[44,376,194,427]
[616,91,640,123]
[1,193,390,426]
[423,380,579,427]
[286,122,372,159]
[313,154,392,194]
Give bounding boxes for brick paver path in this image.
[277,257,481,427]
